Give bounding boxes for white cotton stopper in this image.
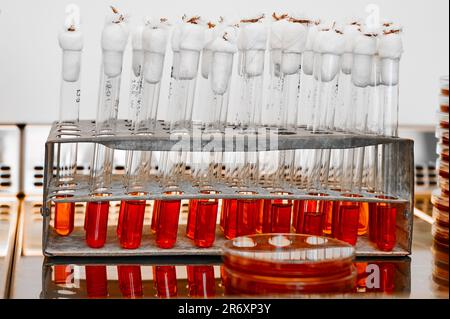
[101,21,129,78]
[171,25,182,52]
[270,19,308,75]
[302,51,315,76]
[302,25,319,76]
[131,27,144,77]
[239,21,267,77]
[378,32,403,86]
[179,23,206,51]
[318,30,345,82]
[210,33,237,95]
[142,26,169,84]
[201,49,213,79]
[176,22,205,79]
[238,21,268,51]
[341,24,360,74]
[58,29,83,82]
[351,34,378,87]
[211,52,234,95]
[369,56,381,86]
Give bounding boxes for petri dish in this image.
[222,234,355,278]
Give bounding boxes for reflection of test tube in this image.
[205,27,238,132]
[55,19,83,236]
[168,16,205,133]
[85,7,129,249]
[85,265,108,298]
[235,14,267,130]
[119,20,170,249]
[153,266,178,298]
[117,265,143,298]
[186,265,216,298]
[267,13,307,130]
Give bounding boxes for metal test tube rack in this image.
[41,120,414,257]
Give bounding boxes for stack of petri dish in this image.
[222,234,356,296]
[432,76,449,287]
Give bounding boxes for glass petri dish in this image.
[223,234,355,278]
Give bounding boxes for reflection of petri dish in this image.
[223,234,355,278]
[222,264,357,295]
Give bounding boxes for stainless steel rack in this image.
[41,120,415,257]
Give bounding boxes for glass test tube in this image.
[119,21,169,249]
[298,20,320,129]
[234,15,267,131]
[85,8,129,248]
[168,16,205,134]
[265,14,307,131]
[368,26,404,251]
[153,151,184,249]
[54,20,83,236]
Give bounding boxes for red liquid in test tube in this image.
[120,200,146,249]
[223,199,238,239]
[236,199,259,237]
[117,200,126,239]
[155,197,181,249]
[376,202,399,252]
[85,201,110,248]
[295,196,331,236]
[219,199,227,232]
[292,200,304,233]
[54,200,75,236]
[368,202,378,243]
[332,196,361,246]
[154,266,177,298]
[117,265,143,298]
[186,266,216,298]
[85,265,108,298]
[186,199,199,239]
[194,199,219,248]
[151,200,161,233]
[261,199,292,233]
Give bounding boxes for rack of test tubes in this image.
[42,7,414,257]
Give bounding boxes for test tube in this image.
[265,13,308,131]
[153,151,184,249]
[54,16,83,236]
[85,7,129,249]
[368,25,404,251]
[85,265,108,298]
[117,265,143,298]
[168,15,205,134]
[298,19,320,129]
[204,26,238,132]
[311,24,345,133]
[119,20,170,249]
[234,14,267,131]
[335,20,361,131]
[153,266,178,298]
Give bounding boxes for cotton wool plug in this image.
[142,22,170,84]
[58,27,83,82]
[101,15,130,78]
